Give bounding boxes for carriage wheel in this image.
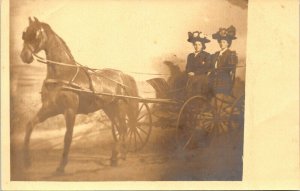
[209,94,234,133]
[229,94,245,129]
[112,103,152,152]
[176,96,212,150]
[127,103,152,152]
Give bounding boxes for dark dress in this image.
[185,51,213,97]
[210,49,238,95]
[186,51,211,75]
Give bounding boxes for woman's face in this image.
[193,41,202,52]
[219,40,229,50]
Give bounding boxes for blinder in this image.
[22,30,39,42]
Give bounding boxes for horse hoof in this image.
[55,167,65,175]
[110,159,118,167]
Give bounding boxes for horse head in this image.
[20,17,49,64]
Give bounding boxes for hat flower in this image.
[193,32,199,37]
[212,26,237,41]
[219,28,227,37]
[199,32,206,38]
[187,31,210,43]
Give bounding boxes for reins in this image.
[33,53,78,68]
[33,54,130,88]
[32,54,246,96]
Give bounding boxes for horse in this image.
[20,17,139,173]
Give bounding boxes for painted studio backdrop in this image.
[10,0,247,181]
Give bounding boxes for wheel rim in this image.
[112,103,152,152]
[176,96,210,150]
[197,105,214,134]
[211,95,233,133]
[229,94,245,129]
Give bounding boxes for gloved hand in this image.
[188,72,195,76]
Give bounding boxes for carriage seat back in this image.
[146,78,170,98]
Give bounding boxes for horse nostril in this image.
[26,56,34,64]
[20,49,33,64]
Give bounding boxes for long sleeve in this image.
[230,51,238,66]
[185,54,192,74]
[206,53,213,73]
[227,51,238,74]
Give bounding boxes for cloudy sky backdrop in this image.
[11,0,247,81]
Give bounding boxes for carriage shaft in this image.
[62,86,179,105]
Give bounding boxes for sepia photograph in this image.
[9,0,247,181]
[1,0,299,190]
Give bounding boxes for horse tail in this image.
[124,74,139,97]
[121,73,139,120]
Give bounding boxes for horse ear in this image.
[28,17,33,24]
[34,17,39,23]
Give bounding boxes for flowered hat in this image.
[187,31,210,43]
[212,25,237,41]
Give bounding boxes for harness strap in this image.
[44,78,82,89]
[70,64,80,83]
[81,66,96,93]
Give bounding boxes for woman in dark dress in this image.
[210,26,238,96]
[185,31,213,98]
[210,26,238,95]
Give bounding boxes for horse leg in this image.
[111,117,120,166]
[23,107,54,168]
[23,116,39,168]
[110,116,127,163]
[118,112,128,160]
[104,101,129,166]
[103,107,120,166]
[56,108,76,173]
[106,108,127,165]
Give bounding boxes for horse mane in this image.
[42,23,76,62]
[55,34,76,62]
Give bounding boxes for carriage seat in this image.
[146,78,170,98]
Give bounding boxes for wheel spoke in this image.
[218,97,224,113]
[220,114,229,122]
[115,129,119,138]
[176,96,212,149]
[127,130,132,148]
[201,119,213,126]
[202,121,212,131]
[220,122,228,132]
[201,112,213,118]
[213,99,218,113]
[134,131,137,151]
[128,128,134,145]
[137,113,147,121]
[205,123,214,133]
[136,125,149,135]
[136,130,144,145]
[138,104,145,115]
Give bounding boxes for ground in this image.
[11,122,243,181]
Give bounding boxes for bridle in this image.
[23,27,46,54]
